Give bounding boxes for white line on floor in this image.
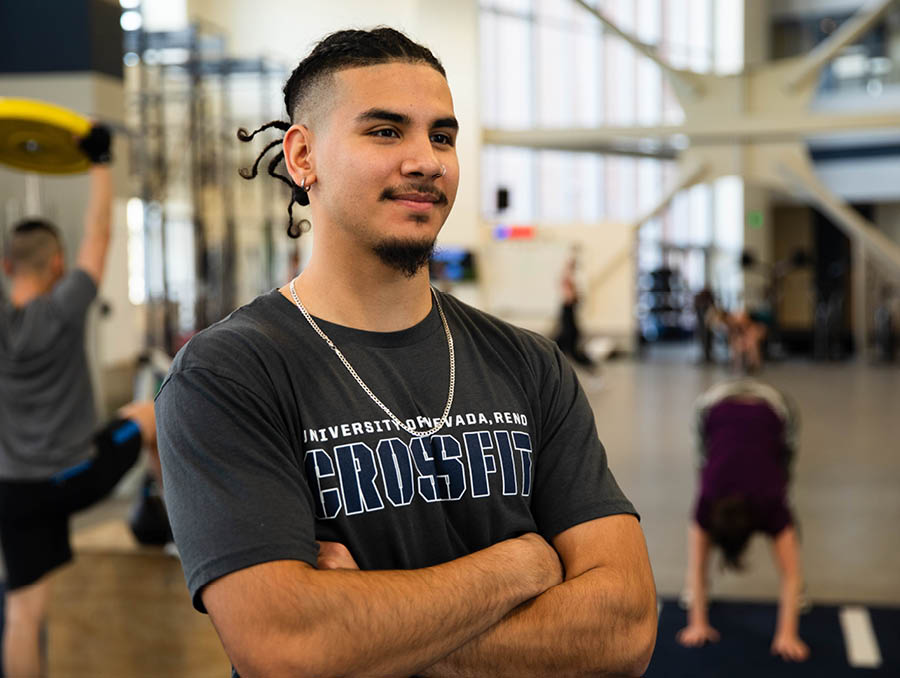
[839,606,882,668]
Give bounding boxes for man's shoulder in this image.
[169,290,290,378]
[439,291,562,369]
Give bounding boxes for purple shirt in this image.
[694,399,793,536]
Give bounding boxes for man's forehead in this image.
[333,62,454,118]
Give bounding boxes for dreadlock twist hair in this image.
[237,27,446,239]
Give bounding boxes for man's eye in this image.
[431,133,453,145]
[371,129,399,138]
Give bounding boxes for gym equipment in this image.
[0,97,92,174]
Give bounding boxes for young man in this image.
[0,127,160,677]
[677,378,809,662]
[156,28,657,678]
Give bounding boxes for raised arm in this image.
[201,533,563,678]
[419,514,657,678]
[75,125,114,285]
[676,521,719,647]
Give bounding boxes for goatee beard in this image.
[372,237,436,278]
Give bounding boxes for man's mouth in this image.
[391,192,439,203]
[387,190,446,212]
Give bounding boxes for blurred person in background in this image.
[677,378,809,662]
[554,249,594,369]
[693,286,716,364]
[0,126,159,677]
[725,309,767,373]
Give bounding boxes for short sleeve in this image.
[759,499,794,536]
[529,345,637,540]
[50,269,97,326]
[156,366,319,612]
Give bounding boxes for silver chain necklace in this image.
[289,279,455,438]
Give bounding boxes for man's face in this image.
[310,62,460,270]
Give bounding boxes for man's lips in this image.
[389,193,442,211]
[391,193,439,203]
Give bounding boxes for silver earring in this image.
[440,165,446,177]
[300,177,307,191]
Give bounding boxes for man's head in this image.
[2,219,64,286]
[282,27,447,131]
[280,27,459,277]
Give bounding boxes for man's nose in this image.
[400,137,443,179]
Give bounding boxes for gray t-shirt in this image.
[157,289,637,613]
[0,269,98,479]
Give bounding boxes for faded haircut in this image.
[4,220,63,274]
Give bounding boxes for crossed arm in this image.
[202,514,656,678]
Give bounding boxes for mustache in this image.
[379,183,448,205]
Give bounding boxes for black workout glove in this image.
[78,123,113,164]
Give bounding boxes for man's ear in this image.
[50,251,64,277]
[283,124,316,187]
[2,258,12,277]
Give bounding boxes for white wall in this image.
[482,223,636,348]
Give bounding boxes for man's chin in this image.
[371,237,436,278]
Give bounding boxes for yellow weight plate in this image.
[0,98,92,175]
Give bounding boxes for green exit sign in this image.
[747,210,764,229]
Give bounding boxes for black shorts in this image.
[0,419,143,591]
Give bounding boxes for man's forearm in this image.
[418,565,657,678]
[76,166,112,282]
[209,534,562,678]
[85,166,112,238]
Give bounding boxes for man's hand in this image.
[676,622,720,647]
[78,124,112,165]
[771,632,810,662]
[517,532,564,590]
[316,542,359,570]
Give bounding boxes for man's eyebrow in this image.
[355,108,410,125]
[355,108,459,131]
[432,117,459,130]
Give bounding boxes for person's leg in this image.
[0,481,74,677]
[3,575,54,678]
[53,416,144,515]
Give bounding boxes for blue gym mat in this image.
[647,597,899,677]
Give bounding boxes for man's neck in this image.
[9,276,50,309]
[281,254,433,333]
